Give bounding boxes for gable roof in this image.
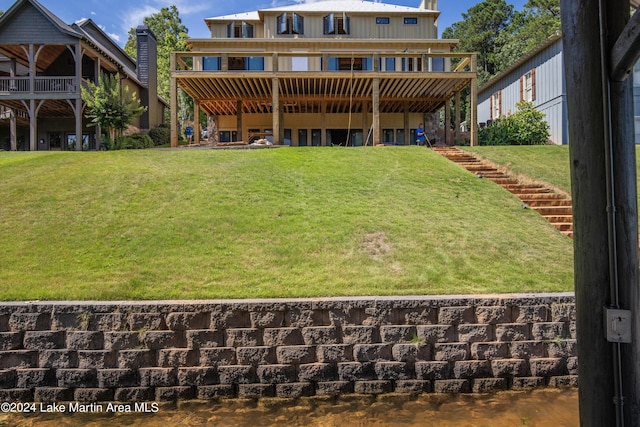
[0,0,81,40]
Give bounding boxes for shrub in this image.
[148,126,170,146]
[479,101,550,146]
[114,133,154,150]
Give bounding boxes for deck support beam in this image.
[372,77,380,145]
[170,53,178,147]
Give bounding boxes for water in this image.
[1,388,578,426]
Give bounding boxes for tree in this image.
[124,6,189,103]
[442,0,514,84]
[494,0,561,71]
[81,72,146,143]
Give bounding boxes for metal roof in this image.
[206,0,437,21]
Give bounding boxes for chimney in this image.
[419,0,437,10]
[136,25,158,130]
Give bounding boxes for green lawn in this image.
[463,145,572,194]
[0,147,574,300]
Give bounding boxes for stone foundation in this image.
[0,294,577,402]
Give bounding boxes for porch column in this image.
[321,100,327,146]
[372,77,380,145]
[194,100,200,145]
[29,99,36,151]
[469,54,478,146]
[9,59,17,151]
[454,90,461,144]
[75,43,82,151]
[271,77,280,145]
[170,53,178,147]
[237,100,243,142]
[444,97,451,146]
[10,109,17,151]
[403,102,410,145]
[95,57,101,149]
[362,101,369,145]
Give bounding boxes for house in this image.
[477,31,568,145]
[170,0,478,147]
[0,0,167,151]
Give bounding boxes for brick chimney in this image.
[136,25,158,130]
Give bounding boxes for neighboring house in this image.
[171,0,478,147]
[478,31,568,145]
[0,0,167,151]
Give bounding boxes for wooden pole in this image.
[469,54,478,147]
[372,77,380,146]
[170,53,178,147]
[560,0,616,423]
[606,1,640,424]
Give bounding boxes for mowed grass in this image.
[463,145,572,193]
[0,147,573,301]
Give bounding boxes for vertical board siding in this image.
[478,38,567,145]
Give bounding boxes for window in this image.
[277,13,304,35]
[402,57,422,72]
[228,56,264,71]
[404,17,418,25]
[227,21,254,38]
[376,17,390,25]
[324,13,350,35]
[203,57,220,71]
[327,57,371,71]
[380,57,396,72]
[521,69,536,102]
[490,91,502,120]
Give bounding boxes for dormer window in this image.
[227,21,254,38]
[324,13,350,35]
[277,13,304,35]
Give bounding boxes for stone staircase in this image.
[433,147,573,238]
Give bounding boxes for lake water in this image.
[1,388,578,426]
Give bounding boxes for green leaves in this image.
[479,101,550,145]
[81,72,146,139]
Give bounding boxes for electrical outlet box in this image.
[605,308,632,343]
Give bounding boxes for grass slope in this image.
[0,147,573,300]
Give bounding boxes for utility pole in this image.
[561,0,640,425]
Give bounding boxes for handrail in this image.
[0,76,78,94]
[173,50,476,73]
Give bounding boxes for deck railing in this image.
[0,76,78,94]
[173,51,476,74]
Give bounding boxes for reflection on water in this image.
[2,388,578,427]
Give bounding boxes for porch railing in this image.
[0,76,78,94]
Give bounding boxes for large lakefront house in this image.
[0,0,166,151]
[171,0,478,147]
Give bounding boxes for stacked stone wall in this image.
[0,294,577,402]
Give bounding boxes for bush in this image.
[479,101,550,146]
[148,126,170,146]
[114,133,154,150]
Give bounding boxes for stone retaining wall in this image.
[0,294,577,402]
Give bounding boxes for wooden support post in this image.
[362,101,369,145]
[606,1,640,424]
[271,77,280,145]
[403,102,410,145]
[561,0,619,423]
[469,54,478,147]
[10,109,17,151]
[75,43,82,151]
[444,97,451,146]
[455,91,461,144]
[170,53,178,147]
[321,100,327,146]
[237,100,243,142]
[372,77,380,145]
[194,100,200,145]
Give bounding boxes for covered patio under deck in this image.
[170,39,477,147]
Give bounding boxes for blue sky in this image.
[0,0,527,47]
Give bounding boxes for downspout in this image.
[597,0,624,425]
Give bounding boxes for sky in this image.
[0,0,527,47]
